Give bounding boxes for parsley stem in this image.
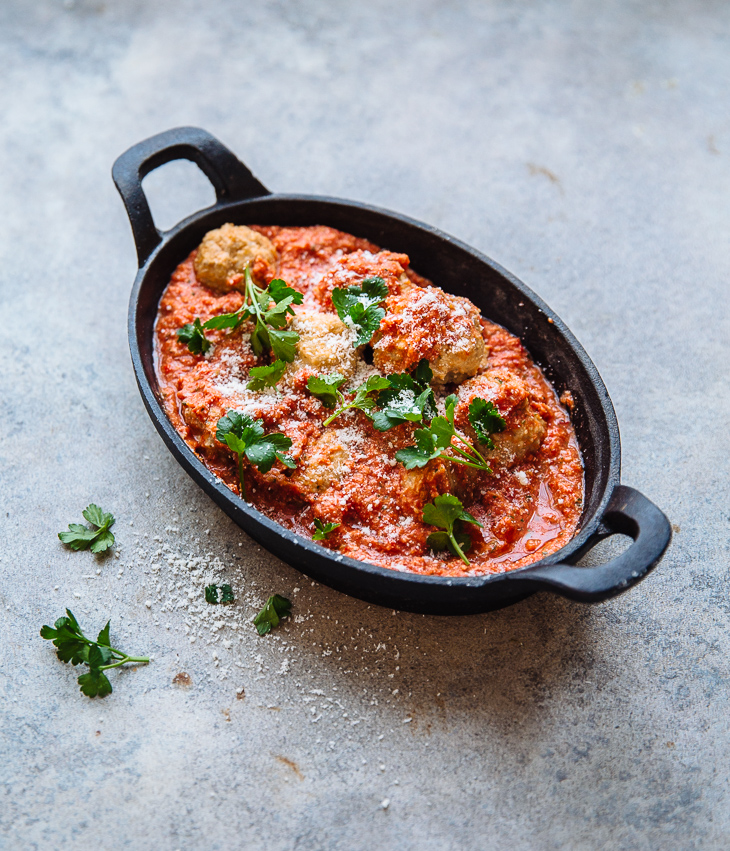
[238,452,247,500]
[322,394,349,426]
[244,266,266,329]
[449,531,470,566]
[100,654,150,670]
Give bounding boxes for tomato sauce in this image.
[155,225,583,577]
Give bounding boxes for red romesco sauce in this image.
[155,225,584,577]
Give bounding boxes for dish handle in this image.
[112,126,270,266]
[508,485,671,602]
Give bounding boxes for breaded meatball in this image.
[313,250,414,309]
[372,286,486,384]
[290,310,359,379]
[455,369,547,467]
[292,429,352,497]
[194,224,278,292]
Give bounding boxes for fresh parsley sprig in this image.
[331,276,388,347]
[306,373,347,409]
[308,374,392,427]
[254,594,292,635]
[395,396,500,473]
[177,317,211,355]
[423,494,483,566]
[370,359,437,432]
[40,609,149,698]
[468,397,507,448]
[312,519,340,541]
[177,268,303,368]
[215,410,296,499]
[247,359,287,391]
[58,504,116,554]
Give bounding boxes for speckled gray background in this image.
[1,1,728,849]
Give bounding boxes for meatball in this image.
[372,285,486,384]
[313,249,414,309]
[291,429,352,498]
[194,224,278,292]
[290,310,359,379]
[455,369,547,467]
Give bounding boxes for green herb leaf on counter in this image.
[205,583,235,604]
[370,359,437,432]
[215,410,296,499]
[423,494,483,566]
[177,317,212,355]
[58,504,116,553]
[321,374,392,427]
[40,609,149,698]
[331,276,388,347]
[247,359,287,391]
[307,373,347,409]
[254,594,292,635]
[312,519,340,541]
[468,398,506,448]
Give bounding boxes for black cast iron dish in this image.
[113,126,671,615]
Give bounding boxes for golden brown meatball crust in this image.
[372,285,486,383]
[455,368,547,467]
[193,224,278,291]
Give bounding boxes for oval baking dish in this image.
[113,126,670,615]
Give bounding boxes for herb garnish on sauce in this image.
[396,395,504,473]
[177,268,304,368]
[215,410,296,499]
[331,276,388,347]
[423,494,483,566]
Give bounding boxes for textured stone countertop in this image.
[1,2,728,849]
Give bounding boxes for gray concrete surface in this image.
[1,1,728,848]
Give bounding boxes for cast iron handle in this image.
[510,485,671,602]
[112,126,270,267]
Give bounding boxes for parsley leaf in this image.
[321,374,392,427]
[177,318,212,355]
[393,428,442,469]
[307,373,347,409]
[370,359,437,432]
[331,276,388,347]
[468,398,506,448]
[422,494,483,566]
[247,359,287,391]
[178,267,304,363]
[205,583,235,604]
[312,519,340,541]
[58,504,116,553]
[395,395,496,474]
[216,410,296,499]
[253,594,292,635]
[40,609,149,698]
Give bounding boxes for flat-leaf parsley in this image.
[331,276,388,347]
[312,519,340,541]
[40,609,149,697]
[215,410,296,499]
[58,504,116,553]
[422,494,483,566]
[254,595,292,635]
